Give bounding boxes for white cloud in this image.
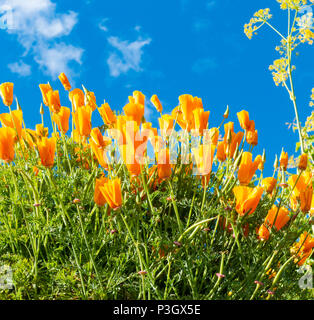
[99,18,109,32]
[34,43,83,78]
[1,0,82,78]
[107,36,151,77]
[8,60,31,76]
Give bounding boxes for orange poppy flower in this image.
[217,141,227,162]
[0,82,14,106]
[192,144,216,177]
[262,177,277,194]
[233,186,264,216]
[207,127,219,145]
[177,94,201,131]
[192,144,216,186]
[156,148,172,180]
[0,127,16,162]
[37,136,56,168]
[123,102,144,126]
[193,108,210,136]
[159,115,174,136]
[223,122,244,158]
[84,89,97,111]
[279,150,288,170]
[47,90,61,113]
[72,106,92,137]
[58,72,71,91]
[133,90,145,106]
[99,178,123,209]
[90,140,108,169]
[94,176,108,206]
[237,110,250,130]
[259,205,290,239]
[291,232,314,266]
[246,129,258,146]
[98,102,116,125]
[53,106,70,134]
[298,153,308,171]
[0,109,23,139]
[90,127,111,149]
[69,88,85,111]
[288,172,313,213]
[151,94,163,112]
[35,124,49,139]
[39,83,53,106]
[237,152,262,185]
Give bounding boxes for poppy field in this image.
[0,0,313,300]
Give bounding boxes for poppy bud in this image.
[223,105,229,119]
[298,153,308,171]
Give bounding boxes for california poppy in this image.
[0,127,16,162]
[99,178,123,209]
[72,106,92,137]
[53,106,70,134]
[298,153,308,171]
[94,176,108,206]
[98,102,116,125]
[291,232,314,266]
[58,73,71,91]
[258,205,290,240]
[237,110,250,130]
[233,186,264,216]
[151,94,163,112]
[237,152,262,185]
[69,88,85,111]
[37,136,56,168]
[279,150,288,170]
[156,148,172,180]
[39,83,53,106]
[47,90,61,113]
[193,108,210,136]
[262,177,277,194]
[0,82,14,107]
[0,109,23,139]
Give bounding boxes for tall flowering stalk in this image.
[244,1,314,161]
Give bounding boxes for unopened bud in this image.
[262,149,266,163]
[223,105,229,119]
[273,155,278,170]
[298,153,308,171]
[40,103,44,115]
[226,128,232,144]
[16,97,22,111]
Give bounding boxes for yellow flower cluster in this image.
[299,28,314,44]
[268,58,290,86]
[277,0,308,10]
[310,88,314,106]
[244,8,272,39]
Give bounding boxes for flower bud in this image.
[298,153,308,171]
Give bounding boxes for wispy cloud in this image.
[99,18,109,32]
[1,0,82,78]
[8,60,31,77]
[35,43,83,78]
[107,36,151,77]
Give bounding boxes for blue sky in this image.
[0,0,313,175]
